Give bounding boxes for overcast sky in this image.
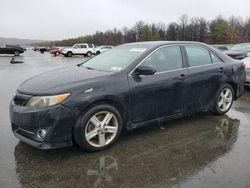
[0,0,249,40]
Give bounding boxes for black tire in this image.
[87,51,92,57]
[96,51,100,55]
[213,84,234,115]
[14,51,20,56]
[74,104,122,152]
[67,51,73,57]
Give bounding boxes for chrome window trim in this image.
[138,68,188,77]
[154,68,188,75]
[128,44,183,76]
[187,61,224,69]
[128,43,225,77]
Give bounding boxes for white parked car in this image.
[62,43,95,57]
[243,57,250,87]
[95,45,113,55]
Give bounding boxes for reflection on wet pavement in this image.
[14,115,240,188]
[1,51,250,188]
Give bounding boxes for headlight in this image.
[26,93,70,109]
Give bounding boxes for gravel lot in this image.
[0,51,250,188]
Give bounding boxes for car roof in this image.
[122,41,205,47]
[119,41,207,50]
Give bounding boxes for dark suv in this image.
[0,45,25,56]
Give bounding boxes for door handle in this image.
[178,74,187,80]
[219,67,224,73]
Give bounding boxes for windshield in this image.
[230,44,250,51]
[82,46,148,72]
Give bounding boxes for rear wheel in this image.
[55,52,60,56]
[213,84,234,115]
[14,51,20,56]
[96,51,100,55]
[74,104,122,151]
[67,51,73,57]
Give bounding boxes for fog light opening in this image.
[36,129,47,141]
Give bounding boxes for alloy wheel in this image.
[14,51,19,56]
[218,88,233,112]
[85,111,118,148]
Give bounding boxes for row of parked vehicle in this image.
[0,45,26,56]
[218,43,250,87]
[32,44,113,57]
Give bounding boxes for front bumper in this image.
[10,101,77,149]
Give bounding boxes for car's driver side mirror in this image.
[134,66,156,76]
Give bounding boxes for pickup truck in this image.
[0,45,25,56]
[95,45,113,55]
[62,43,95,57]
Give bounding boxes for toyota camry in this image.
[10,41,246,151]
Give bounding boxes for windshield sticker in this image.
[129,48,146,52]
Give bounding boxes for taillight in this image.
[243,63,246,70]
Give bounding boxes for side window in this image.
[185,46,212,67]
[74,45,80,49]
[210,52,222,64]
[142,46,183,72]
[88,44,93,48]
[81,45,87,48]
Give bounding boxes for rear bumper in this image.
[245,75,250,87]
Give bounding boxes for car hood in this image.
[224,50,248,55]
[224,50,249,60]
[17,65,113,95]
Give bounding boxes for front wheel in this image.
[14,51,20,56]
[74,104,122,151]
[213,84,234,115]
[67,51,73,57]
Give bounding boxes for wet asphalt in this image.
[0,51,250,188]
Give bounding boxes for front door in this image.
[129,45,188,123]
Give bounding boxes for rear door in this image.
[183,45,225,110]
[87,44,94,53]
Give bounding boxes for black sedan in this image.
[10,41,246,151]
[0,45,25,56]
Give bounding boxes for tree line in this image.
[42,15,250,46]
